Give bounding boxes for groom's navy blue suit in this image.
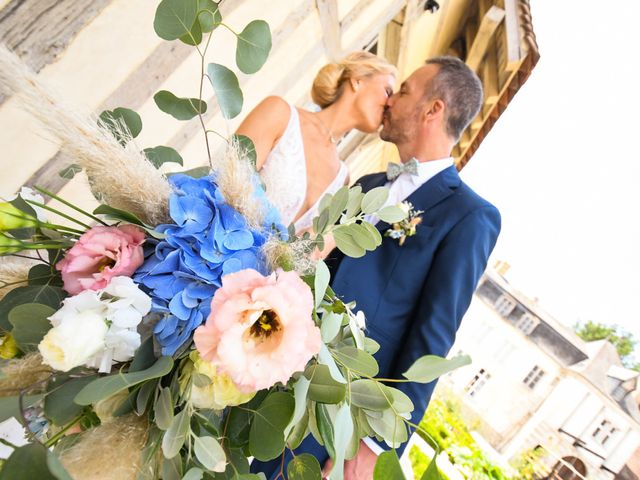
[251,165,500,478]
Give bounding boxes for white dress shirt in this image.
[362,156,454,456]
[366,156,455,225]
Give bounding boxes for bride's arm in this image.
[235,96,290,171]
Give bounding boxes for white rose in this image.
[39,310,108,371]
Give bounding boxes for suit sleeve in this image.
[372,204,501,453]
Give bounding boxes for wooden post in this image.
[315,0,342,60]
[466,6,506,72]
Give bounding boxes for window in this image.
[523,365,545,389]
[494,294,515,316]
[465,368,491,397]
[592,419,616,447]
[516,314,538,335]
[612,382,629,402]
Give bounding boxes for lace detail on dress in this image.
[260,104,306,227]
[259,102,350,233]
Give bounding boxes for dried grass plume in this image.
[0,353,52,396]
[0,44,171,226]
[0,255,36,300]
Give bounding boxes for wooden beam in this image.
[396,0,421,74]
[0,0,112,106]
[504,0,522,70]
[482,41,499,105]
[343,0,407,53]
[315,0,342,60]
[466,6,505,72]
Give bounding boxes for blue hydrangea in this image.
[134,174,286,355]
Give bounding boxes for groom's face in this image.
[380,65,437,144]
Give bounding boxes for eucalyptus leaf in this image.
[314,260,330,308]
[320,312,342,343]
[367,408,407,448]
[333,225,365,258]
[286,408,309,450]
[373,450,404,480]
[28,264,60,287]
[327,186,349,226]
[304,364,346,404]
[249,391,294,461]
[98,108,142,145]
[162,409,190,458]
[9,303,55,352]
[194,435,226,472]
[162,453,183,480]
[155,387,174,430]
[421,455,442,480]
[197,0,221,32]
[154,90,207,121]
[364,337,380,355]
[179,15,202,45]
[143,146,184,168]
[345,186,364,219]
[75,356,174,405]
[58,164,82,180]
[232,134,257,167]
[350,380,390,411]
[136,379,157,415]
[0,285,65,332]
[402,355,471,383]
[0,394,43,423]
[318,344,346,384]
[287,453,321,480]
[377,205,407,224]
[362,221,382,247]
[0,443,62,480]
[315,403,335,459]
[331,403,354,480]
[93,204,146,227]
[313,209,330,236]
[236,20,272,74]
[154,0,198,41]
[361,187,389,214]
[334,346,378,377]
[383,386,414,415]
[44,376,94,425]
[207,63,243,119]
[283,375,310,439]
[129,337,156,372]
[318,192,333,214]
[349,223,379,251]
[182,468,204,480]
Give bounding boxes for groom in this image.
[252,56,501,479]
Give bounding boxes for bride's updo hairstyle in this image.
[311,51,398,108]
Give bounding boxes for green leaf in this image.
[58,164,82,180]
[162,453,183,480]
[345,186,364,219]
[207,63,243,119]
[284,375,310,439]
[314,260,330,309]
[318,192,333,214]
[402,354,471,383]
[383,386,414,414]
[420,455,442,480]
[182,467,204,480]
[197,0,221,32]
[92,204,146,227]
[44,376,94,425]
[136,379,157,415]
[320,312,342,343]
[367,408,407,448]
[334,346,379,377]
[249,391,295,461]
[236,20,272,74]
[327,186,349,226]
[361,221,382,247]
[0,394,43,423]
[46,450,74,480]
[377,205,407,224]
[154,0,198,41]
[9,303,55,352]
[0,443,66,480]
[98,108,143,144]
[350,380,390,411]
[305,364,346,404]
[373,450,405,480]
[74,356,174,405]
[287,453,321,480]
[315,403,335,459]
[313,209,330,236]
[129,336,156,372]
[155,387,174,430]
[28,264,60,287]
[286,408,309,450]
[318,344,346,384]
[349,223,380,251]
[143,146,184,168]
[331,403,354,480]
[162,409,190,458]
[333,225,365,258]
[0,285,65,331]
[154,90,207,121]
[179,15,202,45]
[173,166,211,178]
[361,187,389,214]
[364,337,380,355]
[194,435,226,472]
[232,134,257,167]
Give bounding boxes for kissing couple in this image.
[241,51,501,479]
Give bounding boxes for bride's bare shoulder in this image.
[250,96,290,120]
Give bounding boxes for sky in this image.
[460,0,640,357]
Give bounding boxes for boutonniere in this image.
[384,201,424,246]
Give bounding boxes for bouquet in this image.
[0,2,469,479]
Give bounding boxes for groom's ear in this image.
[422,98,445,123]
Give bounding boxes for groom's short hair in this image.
[424,56,483,142]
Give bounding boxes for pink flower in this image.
[194,268,321,392]
[56,225,145,295]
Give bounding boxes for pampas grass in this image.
[0,45,171,226]
[0,353,52,396]
[0,255,36,300]
[58,415,148,480]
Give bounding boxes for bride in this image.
[236,51,397,233]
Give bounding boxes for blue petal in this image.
[169,295,192,321]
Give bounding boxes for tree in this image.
[573,320,639,370]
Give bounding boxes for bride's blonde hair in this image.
[311,51,398,108]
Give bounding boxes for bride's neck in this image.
[313,101,354,140]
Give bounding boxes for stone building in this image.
[441,265,640,479]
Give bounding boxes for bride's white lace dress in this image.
[259,102,348,232]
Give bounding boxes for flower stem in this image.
[25,199,92,229]
[33,186,107,226]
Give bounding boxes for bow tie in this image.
[386,158,419,181]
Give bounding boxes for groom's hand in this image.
[322,440,378,480]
